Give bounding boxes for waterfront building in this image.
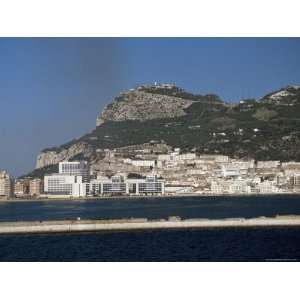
[29,178,43,196]
[89,174,165,196]
[229,179,251,194]
[256,180,278,194]
[0,171,13,198]
[43,161,89,197]
[59,161,89,181]
[14,178,30,197]
[211,178,251,194]
[44,174,87,197]
[276,174,289,186]
[89,175,127,195]
[289,174,300,191]
[210,180,232,194]
[128,174,165,195]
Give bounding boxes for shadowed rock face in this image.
[96,90,194,126]
[36,142,93,169]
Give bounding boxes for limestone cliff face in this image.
[96,86,194,126]
[36,142,93,169]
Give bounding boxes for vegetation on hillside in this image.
[27,85,300,178]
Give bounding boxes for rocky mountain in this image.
[96,86,191,125]
[96,83,222,125]
[24,83,300,178]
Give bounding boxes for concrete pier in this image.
[0,216,300,234]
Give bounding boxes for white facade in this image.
[0,171,12,198]
[130,160,156,168]
[59,161,89,181]
[157,154,171,161]
[221,165,240,177]
[44,174,87,197]
[229,180,251,194]
[176,153,196,161]
[256,181,278,194]
[89,174,165,196]
[199,155,229,163]
[211,180,231,194]
[257,161,280,169]
[211,179,251,194]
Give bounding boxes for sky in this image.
[0,37,300,176]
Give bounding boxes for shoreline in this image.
[1,215,300,234]
[1,192,300,203]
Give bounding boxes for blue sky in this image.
[0,38,300,176]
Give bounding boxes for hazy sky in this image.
[1,38,300,176]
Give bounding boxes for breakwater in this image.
[1,216,300,234]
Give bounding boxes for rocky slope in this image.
[96,84,201,126]
[261,85,300,105]
[36,142,94,169]
[24,83,300,178]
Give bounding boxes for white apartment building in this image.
[59,161,89,181]
[256,161,280,169]
[281,162,300,169]
[211,180,232,194]
[130,174,165,195]
[231,160,255,169]
[44,174,87,197]
[199,155,229,163]
[129,160,156,168]
[0,171,12,198]
[44,161,89,197]
[89,174,165,196]
[158,154,171,161]
[90,175,127,195]
[211,178,251,194]
[229,180,251,194]
[255,181,278,194]
[176,153,196,161]
[220,165,241,177]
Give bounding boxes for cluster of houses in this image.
[1,145,300,199]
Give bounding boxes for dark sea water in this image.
[0,195,300,261]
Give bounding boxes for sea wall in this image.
[0,216,300,234]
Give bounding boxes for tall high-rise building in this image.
[0,171,13,198]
